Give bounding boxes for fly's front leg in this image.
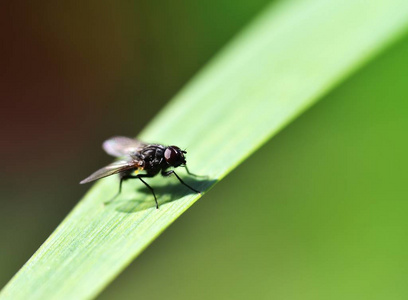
[184,165,207,179]
[162,170,201,194]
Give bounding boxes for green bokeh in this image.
[2,1,408,299]
[99,34,408,299]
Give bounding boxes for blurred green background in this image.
[1,1,408,299]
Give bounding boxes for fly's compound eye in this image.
[164,146,184,167]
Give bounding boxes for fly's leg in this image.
[104,176,125,205]
[184,165,207,178]
[162,170,201,194]
[126,174,159,209]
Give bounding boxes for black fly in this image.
[80,136,202,209]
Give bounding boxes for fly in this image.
[80,136,202,209]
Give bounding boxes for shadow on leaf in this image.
[111,177,217,213]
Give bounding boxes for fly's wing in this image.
[80,160,136,184]
[102,136,147,157]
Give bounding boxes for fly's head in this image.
[164,146,186,168]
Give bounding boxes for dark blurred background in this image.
[2,1,408,299]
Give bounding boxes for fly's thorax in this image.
[139,144,166,171]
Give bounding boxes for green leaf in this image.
[2,0,408,299]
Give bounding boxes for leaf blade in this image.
[2,0,408,299]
